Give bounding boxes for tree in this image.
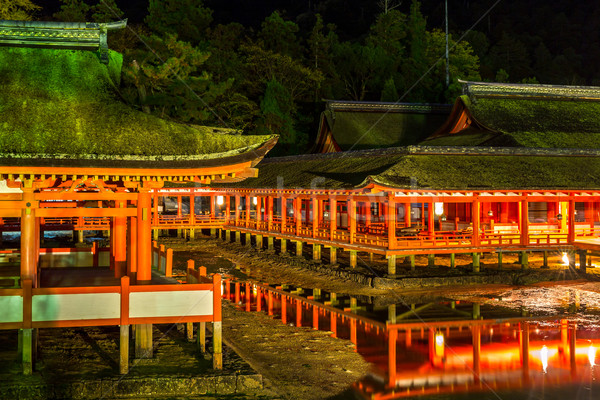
[380,77,399,102]
[0,0,40,20]
[145,0,213,45]
[367,9,407,57]
[53,0,89,22]
[122,34,230,124]
[90,0,124,22]
[242,44,323,106]
[257,11,303,59]
[256,79,306,155]
[330,41,391,101]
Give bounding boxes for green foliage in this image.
[122,34,230,125]
[0,0,40,20]
[145,0,213,45]
[258,11,303,59]
[90,0,123,22]
[367,9,407,57]
[242,44,323,105]
[380,77,399,102]
[0,46,272,157]
[53,0,89,22]
[257,79,306,155]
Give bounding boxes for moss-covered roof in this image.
[216,146,600,191]
[319,101,451,152]
[421,81,600,149]
[0,46,274,167]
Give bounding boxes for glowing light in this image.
[252,197,258,206]
[589,344,596,366]
[434,332,445,357]
[434,202,444,216]
[216,196,224,206]
[562,252,570,265]
[541,345,548,373]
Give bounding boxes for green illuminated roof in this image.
[313,100,451,152]
[216,146,600,191]
[0,44,275,168]
[422,81,600,149]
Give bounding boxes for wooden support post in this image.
[521,251,529,270]
[450,253,455,268]
[410,254,415,271]
[388,304,397,324]
[197,322,206,353]
[189,228,195,240]
[312,305,319,330]
[280,238,287,253]
[281,295,287,324]
[267,236,274,251]
[472,252,480,273]
[330,247,337,264]
[498,251,503,269]
[235,231,241,244]
[245,233,251,247]
[115,201,127,278]
[313,244,321,261]
[21,186,36,283]
[120,325,129,374]
[281,197,287,233]
[387,255,396,276]
[186,322,194,342]
[78,230,84,243]
[330,197,337,240]
[295,241,303,258]
[22,328,33,375]
[427,253,435,267]
[135,324,153,359]
[472,302,480,319]
[542,251,548,268]
[349,250,357,268]
[578,250,587,273]
[256,234,263,250]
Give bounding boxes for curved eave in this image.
[0,136,278,184]
[427,96,496,139]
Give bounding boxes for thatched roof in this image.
[423,81,600,149]
[313,100,451,153]
[215,146,600,191]
[0,43,275,169]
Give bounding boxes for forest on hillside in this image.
[6,0,600,155]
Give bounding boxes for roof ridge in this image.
[460,80,600,100]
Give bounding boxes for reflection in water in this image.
[222,279,600,399]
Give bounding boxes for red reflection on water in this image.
[222,279,600,399]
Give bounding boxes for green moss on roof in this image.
[374,154,600,190]
[329,110,448,151]
[468,96,600,149]
[0,46,273,158]
[219,151,407,189]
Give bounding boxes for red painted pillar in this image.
[127,215,137,279]
[234,195,240,225]
[281,196,287,233]
[267,195,273,231]
[472,195,480,246]
[114,200,127,278]
[294,197,301,235]
[177,196,182,217]
[312,197,318,238]
[520,197,529,245]
[568,199,576,243]
[330,197,337,240]
[387,328,397,388]
[137,189,152,283]
[388,196,396,249]
[189,193,195,223]
[245,195,250,227]
[348,197,356,244]
[21,185,36,283]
